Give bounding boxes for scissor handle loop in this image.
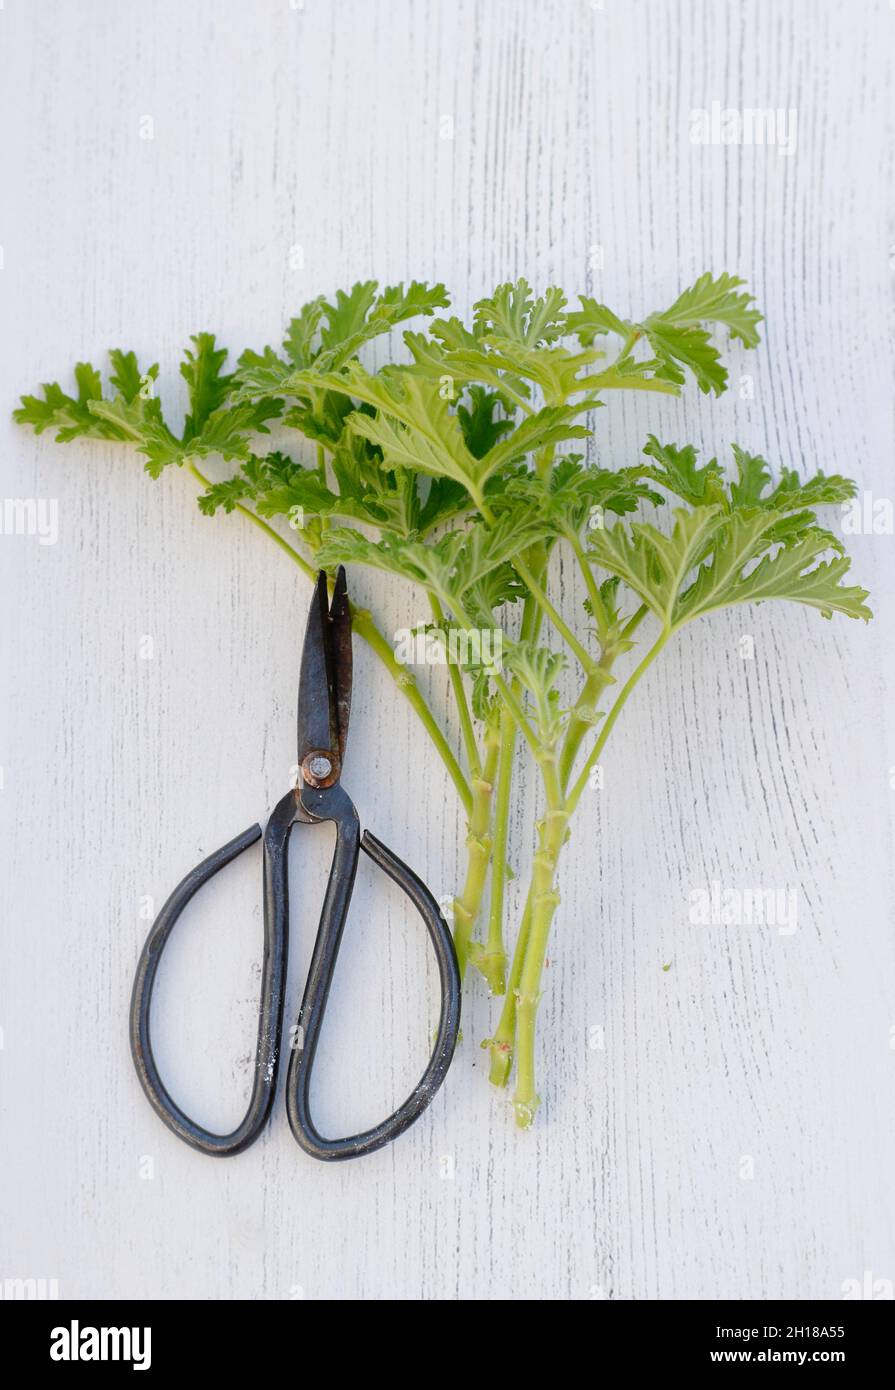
[129,787,460,1160]
[128,810,289,1157]
[284,783,461,1160]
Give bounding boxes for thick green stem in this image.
[452,724,500,978]
[479,567,545,1039]
[558,655,617,790]
[483,545,551,1068]
[513,753,568,1127]
[486,888,532,1085]
[429,593,481,778]
[472,706,514,994]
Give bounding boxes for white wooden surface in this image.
[1,0,894,1301]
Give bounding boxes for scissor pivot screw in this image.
[303,752,337,786]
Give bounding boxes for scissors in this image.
[130,567,461,1160]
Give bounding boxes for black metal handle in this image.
[128,793,297,1157]
[285,784,461,1161]
[130,786,460,1161]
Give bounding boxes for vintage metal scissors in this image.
[130,568,461,1160]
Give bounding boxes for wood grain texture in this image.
[1,0,893,1301]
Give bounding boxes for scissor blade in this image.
[329,565,352,765]
[297,568,352,781]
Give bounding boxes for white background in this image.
[1,0,894,1301]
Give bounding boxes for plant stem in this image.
[497,626,671,1108]
[473,706,514,994]
[429,593,481,778]
[188,461,318,579]
[452,722,500,977]
[513,554,597,674]
[512,752,568,1127]
[479,570,545,1030]
[568,528,610,640]
[351,607,473,816]
[443,585,539,757]
[491,671,540,754]
[558,653,616,790]
[486,887,532,1085]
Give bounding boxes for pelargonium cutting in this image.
[16,273,871,1127]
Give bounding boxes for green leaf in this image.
[257,440,412,532]
[457,386,513,459]
[478,338,604,405]
[315,280,450,370]
[253,471,342,521]
[592,492,870,630]
[283,389,355,448]
[464,563,526,623]
[281,362,485,501]
[563,298,631,344]
[184,399,283,463]
[729,444,772,506]
[15,381,92,440]
[404,332,532,405]
[197,451,303,515]
[478,402,593,475]
[87,385,280,478]
[504,641,567,742]
[505,641,565,699]
[108,350,144,402]
[87,384,182,475]
[651,271,763,348]
[315,528,456,609]
[503,457,663,534]
[430,316,486,352]
[375,280,451,326]
[640,273,763,396]
[14,354,159,443]
[639,436,727,506]
[584,357,681,397]
[565,273,763,397]
[327,432,412,527]
[347,376,482,497]
[234,281,451,398]
[319,281,379,349]
[474,280,568,346]
[317,510,550,617]
[676,522,871,624]
[644,321,727,395]
[235,345,291,397]
[418,476,471,533]
[672,509,784,621]
[588,507,726,624]
[283,297,326,368]
[180,334,233,443]
[448,513,548,595]
[766,466,857,510]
